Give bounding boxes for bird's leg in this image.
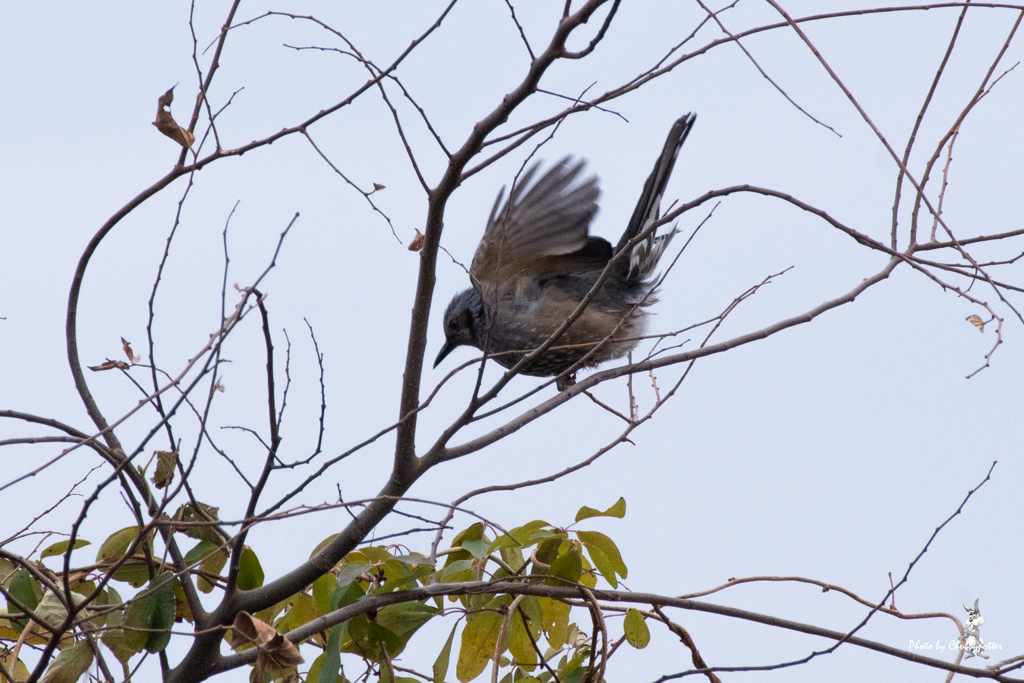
[556,373,577,391]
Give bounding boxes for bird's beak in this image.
[433,339,457,369]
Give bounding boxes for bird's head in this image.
[434,287,485,369]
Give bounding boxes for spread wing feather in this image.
[470,158,605,287]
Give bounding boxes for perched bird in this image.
[434,113,695,388]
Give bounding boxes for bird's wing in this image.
[470,158,609,289]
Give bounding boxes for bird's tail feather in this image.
[617,113,696,281]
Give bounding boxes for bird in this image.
[434,113,696,389]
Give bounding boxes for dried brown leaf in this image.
[966,314,985,332]
[372,183,386,192]
[230,612,303,674]
[88,360,130,372]
[231,612,278,650]
[408,229,425,252]
[121,337,141,363]
[153,87,195,151]
[259,633,304,671]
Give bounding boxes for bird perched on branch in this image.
[434,113,696,389]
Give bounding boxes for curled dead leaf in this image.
[153,87,195,151]
[966,314,985,332]
[372,183,386,192]
[121,337,141,364]
[151,449,178,489]
[230,612,303,675]
[408,229,424,252]
[89,360,130,372]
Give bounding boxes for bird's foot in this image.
[556,373,577,391]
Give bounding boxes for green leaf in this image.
[359,546,394,564]
[392,554,435,567]
[318,620,348,683]
[112,565,153,589]
[143,575,176,653]
[0,650,30,682]
[514,520,551,538]
[343,616,402,662]
[96,526,156,587]
[507,603,539,669]
[437,558,475,583]
[374,563,433,595]
[172,502,228,546]
[451,522,484,546]
[546,548,582,586]
[574,531,626,577]
[312,573,336,615]
[253,597,290,628]
[100,596,133,663]
[578,554,597,589]
[307,652,328,683]
[236,546,264,590]
[499,545,525,573]
[6,568,41,633]
[35,591,86,629]
[563,660,589,683]
[533,539,563,569]
[336,563,370,589]
[93,585,123,634]
[277,593,316,635]
[110,574,175,656]
[309,533,339,559]
[433,622,458,683]
[538,597,570,649]
[96,526,150,562]
[39,640,93,683]
[184,540,228,593]
[40,539,91,560]
[336,580,366,610]
[457,609,503,682]
[460,539,489,560]
[315,577,356,681]
[171,579,193,623]
[575,497,626,522]
[0,557,16,585]
[623,608,650,649]
[376,601,437,643]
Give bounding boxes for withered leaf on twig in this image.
[408,229,424,252]
[966,314,985,332]
[89,360,130,372]
[230,612,303,676]
[121,337,141,363]
[151,449,178,489]
[372,183,386,192]
[153,87,195,151]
